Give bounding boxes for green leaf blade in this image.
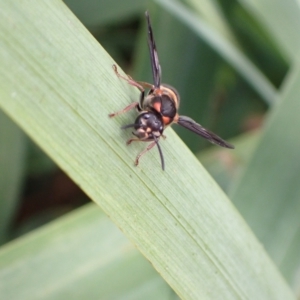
[0,204,170,300]
[230,64,300,286]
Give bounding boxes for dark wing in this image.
[177,116,234,149]
[145,11,161,88]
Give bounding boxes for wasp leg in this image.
[112,65,145,104]
[126,138,164,170]
[134,81,153,89]
[109,102,139,118]
[126,138,146,145]
[126,138,154,163]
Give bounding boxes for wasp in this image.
[109,11,234,170]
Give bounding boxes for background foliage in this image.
[0,0,299,299]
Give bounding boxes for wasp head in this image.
[132,112,163,140]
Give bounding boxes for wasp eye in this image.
[143,114,150,119]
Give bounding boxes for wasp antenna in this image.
[121,123,136,130]
[153,135,165,170]
[145,11,161,88]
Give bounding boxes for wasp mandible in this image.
[109,11,234,170]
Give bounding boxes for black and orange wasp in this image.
[109,11,234,170]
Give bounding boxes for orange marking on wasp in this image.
[152,102,161,112]
[162,116,172,126]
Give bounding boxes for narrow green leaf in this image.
[0,204,171,299]
[185,0,239,46]
[230,64,300,288]
[240,0,300,61]
[0,1,294,299]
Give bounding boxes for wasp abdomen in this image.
[148,96,176,126]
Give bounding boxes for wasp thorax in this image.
[133,112,163,139]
